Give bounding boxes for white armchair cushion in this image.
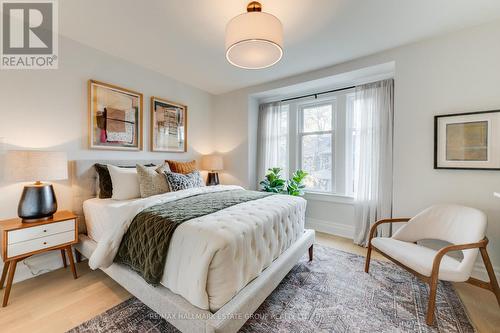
[371,237,475,282]
[393,205,486,246]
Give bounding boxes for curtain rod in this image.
[280,85,355,103]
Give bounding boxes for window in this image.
[260,88,358,196]
[258,103,289,180]
[299,102,334,192]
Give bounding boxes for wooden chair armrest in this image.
[368,218,411,245]
[431,238,488,276]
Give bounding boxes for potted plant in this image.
[260,168,308,196]
[259,167,286,193]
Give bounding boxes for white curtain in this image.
[257,102,288,185]
[353,79,394,246]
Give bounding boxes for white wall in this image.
[213,19,500,278]
[0,36,215,282]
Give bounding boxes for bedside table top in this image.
[0,211,77,232]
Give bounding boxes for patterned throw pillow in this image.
[136,164,170,198]
[165,160,196,175]
[165,171,204,192]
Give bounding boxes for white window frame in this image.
[297,98,336,193]
[282,88,355,197]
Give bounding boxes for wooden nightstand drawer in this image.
[7,231,76,258]
[8,219,75,245]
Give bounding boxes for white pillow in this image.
[107,164,141,200]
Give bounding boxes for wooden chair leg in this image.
[479,247,500,307]
[308,244,313,262]
[364,244,372,273]
[426,274,439,325]
[0,261,10,289]
[65,246,78,279]
[61,249,67,268]
[3,259,17,307]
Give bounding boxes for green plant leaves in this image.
[286,169,308,196]
[260,168,308,196]
[259,167,286,193]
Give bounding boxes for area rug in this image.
[68,245,474,333]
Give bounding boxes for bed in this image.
[71,160,315,333]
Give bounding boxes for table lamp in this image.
[201,155,223,186]
[5,150,68,222]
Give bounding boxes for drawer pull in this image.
[43,229,47,233]
[43,242,47,245]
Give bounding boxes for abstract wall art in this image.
[150,97,187,152]
[434,110,500,170]
[88,80,143,150]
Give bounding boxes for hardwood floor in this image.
[0,262,130,333]
[0,232,498,332]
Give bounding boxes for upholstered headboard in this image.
[70,159,164,234]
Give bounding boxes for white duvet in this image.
[87,185,306,311]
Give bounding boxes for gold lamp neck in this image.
[247,1,262,12]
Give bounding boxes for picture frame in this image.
[434,110,500,170]
[88,80,143,151]
[150,96,187,153]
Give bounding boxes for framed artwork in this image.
[434,110,500,170]
[88,80,143,150]
[150,97,187,152]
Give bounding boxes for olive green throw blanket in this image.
[114,189,272,285]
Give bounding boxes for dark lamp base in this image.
[207,172,220,186]
[22,215,53,223]
[18,183,58,223]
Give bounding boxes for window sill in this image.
[304,191,355,205]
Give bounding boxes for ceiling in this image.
[60,0,500,95]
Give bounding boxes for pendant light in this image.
[225,1,283,69]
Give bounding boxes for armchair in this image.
[364,205,500,325]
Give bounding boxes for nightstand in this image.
[0,211,79,307]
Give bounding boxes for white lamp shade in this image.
[5,150,68,182]
[225,11,283,69]
[202,155,224,171]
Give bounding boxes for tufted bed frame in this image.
[70,160,315,333]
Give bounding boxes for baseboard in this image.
[306,217,354,240]
[471,261,500,282]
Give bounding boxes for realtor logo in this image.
[1,0,58,69]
